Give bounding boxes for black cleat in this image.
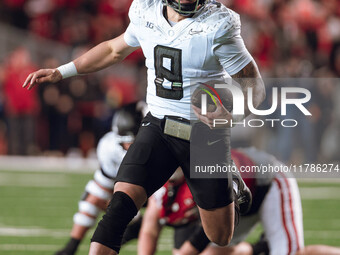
[55,238,80,255]
[232,164,252,216]
[251,233,270,255]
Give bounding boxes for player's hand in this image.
[22,68,62,90]
[192,96,232,129]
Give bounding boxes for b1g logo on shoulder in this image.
[146,21,154,29]
[191,79,312,128]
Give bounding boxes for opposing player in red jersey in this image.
[139,147,340,255]
[138,168,200,255]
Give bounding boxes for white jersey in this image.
[124,0,252,119]
[96,131,127,179]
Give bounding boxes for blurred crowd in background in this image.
[0,0,339,164]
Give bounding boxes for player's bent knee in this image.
[114,182,147,209]
[208,231,232,246]
[203,224,233,246]
[91,191,138,253]
[205,222,233,246]
[199,204,234,247]
[188,226,211,252]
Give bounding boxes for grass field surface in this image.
[0,169,339,254]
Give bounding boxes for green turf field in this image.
[0,170,339,254]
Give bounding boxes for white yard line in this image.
[0,225,173,252]
[0,243,173,252]
[304,230,340,240]
[0,244,62,251]
[298,178,340,184]
[0,227,338,251]
[0,172,70,187]
[0,156,97,174]
[0,227,69,237]
[299,187,340,199]
[0,156,339,183]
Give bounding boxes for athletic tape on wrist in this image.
[57,62,78,79]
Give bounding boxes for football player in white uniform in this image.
[55,102,146,255]
[23,1,265,254]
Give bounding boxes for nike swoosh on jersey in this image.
[189,28,203,35]
[207,139,222,146]
[142,122,151,126]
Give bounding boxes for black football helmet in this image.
[112,101,147,143]
[162,0,207,16]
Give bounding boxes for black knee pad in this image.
[91,191,138,253]
[121,215,143,245]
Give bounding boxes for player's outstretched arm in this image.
[23,33,139,90]
[72,33,139,74]
[137,197,162,255]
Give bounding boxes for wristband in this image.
[57,62,78,79]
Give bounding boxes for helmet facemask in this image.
[162,0,206,16]
[111,101,147,144]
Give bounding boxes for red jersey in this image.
[155,180,198,227]
[231,149,257,195]
[153,148,266,227]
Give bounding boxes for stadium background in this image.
[0,0,339,254]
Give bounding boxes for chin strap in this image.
[163,0,206,16]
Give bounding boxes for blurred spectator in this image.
[275,105,317,164]
[0,60,7,155]
[331,43,340,76]
[274,78,317,164]
[0,0,29,29]
[0,121,8,155]
[1,0,337,77]
[310,68,337,159]
[3,47,40,155]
